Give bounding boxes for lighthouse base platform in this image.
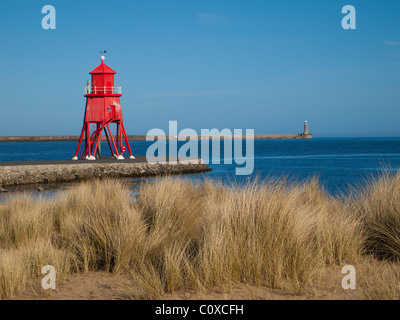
[0,157,211,187]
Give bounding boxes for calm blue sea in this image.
[1,137,399,195]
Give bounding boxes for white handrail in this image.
[85,86,122,94]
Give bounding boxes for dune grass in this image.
[0,172,400,299]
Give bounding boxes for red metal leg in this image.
[116,123,120,154]
[86,123,92,158]
[121,122,133,157]
[81,123,90,159]
[104,126,115,155]
[73,124,86,158]
[119,123,123,154]
[106,124,120,157]
[91,127,103,159]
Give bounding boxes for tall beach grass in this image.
[0,172,400,299]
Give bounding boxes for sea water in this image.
[0,137,399,195]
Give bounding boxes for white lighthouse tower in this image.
[304,121,309,135]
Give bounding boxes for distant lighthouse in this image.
[72,53,134,160]
[304,121,309,135]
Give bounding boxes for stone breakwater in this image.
[0,133,312,142]
[0,159,211,187]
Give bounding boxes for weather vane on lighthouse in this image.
[100,50,107,60]
[72,52,135,160]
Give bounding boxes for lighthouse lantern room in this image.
[72,54,134,160]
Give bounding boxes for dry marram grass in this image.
[0,173,400,299]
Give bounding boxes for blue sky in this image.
[0,0,399,137]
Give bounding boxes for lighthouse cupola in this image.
[88,56,118,95]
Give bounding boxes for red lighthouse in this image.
[72,54,134,160]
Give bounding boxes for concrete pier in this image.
[0,157,211,187]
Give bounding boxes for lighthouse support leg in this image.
[104,127,115,156]
[116,124,120,155]
[92,128,103,160]
[119,124,123,154]
[106,124,120,157]
[81,123,91,159]
[95,124,102,159]
[73,123,86,160]
[121,123,134,159]
[86,123,91,159]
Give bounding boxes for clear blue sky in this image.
[0,0,399,137]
